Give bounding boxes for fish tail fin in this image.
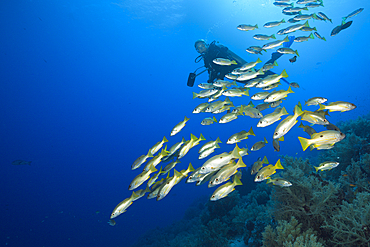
[295,50,299,57]
[304,20,309,27]
[163,136,168,143]
[174,169,182,178]
[232,143,242,159]
[149,164,158,173]
[275,159,284,169]
[281,107,288,115]
[247,101,255,108]
[294,104,303,116]
[212,116,217,123]
[303,7,309,11]
[318,103,326,111]
[271,34,276,39]
[256,57,262,63]
[231,60,237,65]
[314,166,319,173]
[266,178,272,184]
[273,60,278,66]
[258,68,264,75]
[215,143,221,148]
[342,17,347,22]
[184,116,190,122]
[309,33,314,39]
[263,156,269,164]
[287,86,294,94]
[298,121,304,128]
[147,150,154,158]
[255,24,259,29]
[144,185,151,193]
[190,133,198,141]
[283,35,289,42]
[281,69,288,78]
[187,163,195,173]
[233,174,243,186]
[313,27,317,31]
[192,92,198,99]
[248,126,256,136]
[131,191,140,201]
[298,101,302,110]
[216,136,222,144]
[312,13,318,19]
[281,18,286,23]
[298,136,311,151]
[243,89,250,96]
[199,133,206,141]
[237,158,247,168]
[322,36,327,41]
[264,137,268,144]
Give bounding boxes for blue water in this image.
[1,0,369,246]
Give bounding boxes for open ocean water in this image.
[1,0,370,246]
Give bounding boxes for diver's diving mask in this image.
[195,42,207,54]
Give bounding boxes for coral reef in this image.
[262,216,324,247]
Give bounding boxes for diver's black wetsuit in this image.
[201,41,246,83]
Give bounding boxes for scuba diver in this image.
[187,37,295,87]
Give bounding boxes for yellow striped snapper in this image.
[277,48,299,56]
[227,127,255,144]
[204,97,233,112]
[283,6,308,13]
[213,105,233,114]
[210,174,243,201]
[149,136,168,155]
[262,36,289,50]
[237,24,258,31]
[301,110,329,125]
[213,58,237,66]
[243,107,263,118]
[256,69,288,88]
[318,101,356,112]
[132,186,151,201]
[253,34,276,41]
[251,156,269,175]
[296,0,318,4]
[198,83,215,89]
[163,160,181,174]
[213,80,237,88]
[222,88,249,97]
[178,134,198,159]
[171,116,190,136]
[193,102,209,113]
[314,161,340,172]
[208,88,224,102]
[199,137,222,153]
[266,177,292,187]
[263,19,285,28]
[237,68,264,81]
[131,150,154,170]
[244,78,261,88]
[219,111,243,123]
[110,192,140,219]
[239,58,262,71]
[147,178,166,199]
[209,159,246,187]
[225,73,238,80]
[143,148,170,171]
[199,143,220,159]
[147,167,166,187]
[301,26,317,32]
[193,88,219,99]
[255,159,284,182]
[199,145,241,174]
[262,60,278,72]
[251,137,268,151]
[273,104,303,139]
[257,107,288,127]
[251,91,273,100]
[129,164,157,190]
[277,21,310,35]
[201,116,217,125]
[274,2,294,7]
[305,97,327,106]
[293,13,317,21]
[298,130,345,151]
[232,102,254,113]
[264,86,294,103]
[294,33,314,42]
[156,169,182,201]
[262,82,281,91]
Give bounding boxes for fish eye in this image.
[274,132,278,136]
[215,178,219,182]
[257,176,260,179]
[211,195,215,198]
[259,121,262,124]
[320,135,323,137]
[201,167,205,170]
[340,133,344,136]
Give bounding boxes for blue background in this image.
[0,0,369,246]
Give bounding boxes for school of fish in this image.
[109,1,363,222]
